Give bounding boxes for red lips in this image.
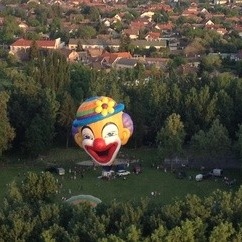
[85,138,118,164]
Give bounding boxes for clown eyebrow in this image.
[81,126,92,132]
[102,122,117,132]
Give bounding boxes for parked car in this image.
[116,170,130,177]
[45,166,65,175]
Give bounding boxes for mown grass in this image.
[0,147,241,205]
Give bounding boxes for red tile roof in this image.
[11,38,56,48]
[155,23,173,31]
[146,32,161,40]
[101,51,132,64]
[148,3,173,12]
[130,20,150,29]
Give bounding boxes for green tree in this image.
[88,6,100,22]
[0,91,15,156]
[235,60,242,77]
[191,119,231,159]
[144,78,169,139]
[21,172,59,202]
[0,15,21,44]
[234,124,242,161]
[57,92,76,148]
[28,40,40,60]
[123,224,142,242]
[76,25,97,39]
[156,113,186,159]
[216,89,235,137]
[209,222,235,242]
[119,34,133,52]
[8,68,60,157]
[148,225,167,242]
[166,218,207,242]
[0,172,60,241]
[184,85,217,138]
[41,224,71,242]
[200,54,222,73]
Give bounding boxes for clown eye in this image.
[81,127,94,140]
[102,123,118,139]
[84,135,93,140]
[106,131,116,137]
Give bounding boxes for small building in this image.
[9,38,62,54]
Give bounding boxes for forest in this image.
[1,44,242,163]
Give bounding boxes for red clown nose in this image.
[93,138,106,151]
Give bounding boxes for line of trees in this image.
[1,171,242,241]
[1,46,242,162]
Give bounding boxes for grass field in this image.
[0,147,241,205]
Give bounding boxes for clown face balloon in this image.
[72,96,133,166]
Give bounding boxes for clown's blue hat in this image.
[72,96,124,127]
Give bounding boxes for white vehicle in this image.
[195,174,203,181]
[102,170,115,178]
[116,170,130,177]
[45,166,65,176]
[56,167,65,176]
[209,169,223,177]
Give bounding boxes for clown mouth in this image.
[85,142,118,164]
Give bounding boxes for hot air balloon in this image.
[72,96,133,167]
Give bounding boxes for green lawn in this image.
[0,147,241,205]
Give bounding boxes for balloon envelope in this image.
[65,194,102,207]
[72,96,133,166]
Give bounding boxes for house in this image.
[68,38,168,51]
[214,0,227,4]
[233,25,242,37]
[168,38,180,51]
[148,3,173,12]
[216,27,227,36]
[130,19,151,30]
[122,28,139,40]
[182,4,199,16]
[18,22,29,32]
[113,14,122,22]
[85,51,133,69]
[79,51,90,64]
[100,51,132,67]
[140,11,154,20]
[133,39,167,50]
[9,38,62,53]
[68,38,120,51]
[145,32,161,41]
[205,20,214,26]
[107,28,119,38]
[115,58,138,69]
[86,47,104,57]
[102,18,111,27]
[154,22,173,33]
[59,49,80,62]
[142,57,169,69]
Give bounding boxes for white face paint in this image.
[81,123,121,166]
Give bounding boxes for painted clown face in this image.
[72,97,133,166]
